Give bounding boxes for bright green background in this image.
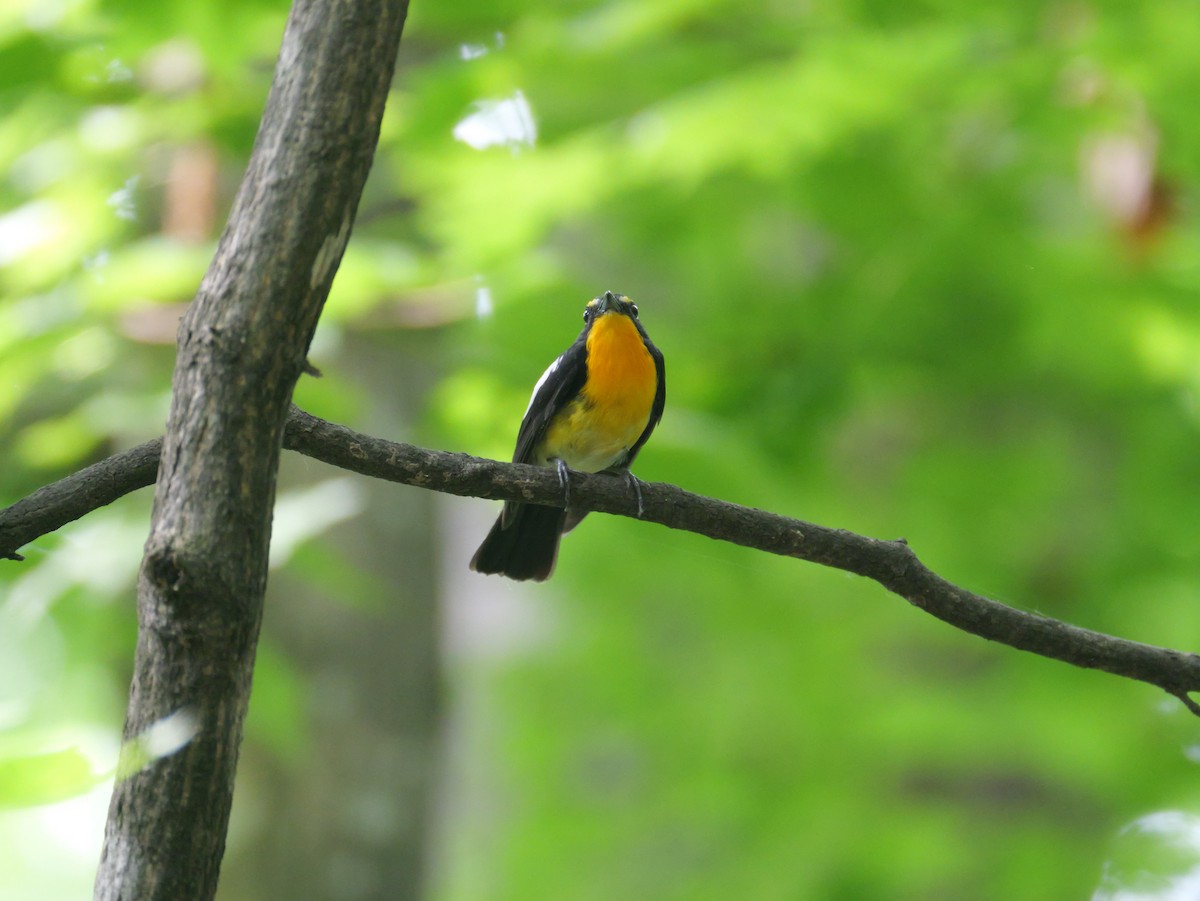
[4,0,1200,897]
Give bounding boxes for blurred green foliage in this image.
[4,0,1200,897]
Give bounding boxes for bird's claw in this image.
[555,458,571,510]
[626,472,645,518]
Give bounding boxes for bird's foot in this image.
[626,472,645,518]
[554,458,571,510]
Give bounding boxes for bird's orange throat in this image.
[583,312,657,412]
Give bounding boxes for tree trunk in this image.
[93,1,410,898]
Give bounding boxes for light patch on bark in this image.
[310,213,352,289]
[115,708,201,780]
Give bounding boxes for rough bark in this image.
[5,406,1200,718]
[91,0,410,897]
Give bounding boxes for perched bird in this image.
[470,290,666,581]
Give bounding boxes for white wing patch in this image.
[523,354,561,417]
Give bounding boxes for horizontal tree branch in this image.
[4,406,1199,715]
[0,439,162,561]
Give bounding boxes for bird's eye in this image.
[630,303,639,319]
[583,308,592,324]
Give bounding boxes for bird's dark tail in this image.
[470,502,567,581]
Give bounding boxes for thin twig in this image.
[0,438,162,560]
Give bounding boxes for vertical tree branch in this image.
[93,1,409,898]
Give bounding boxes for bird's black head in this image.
[583,290,639,325]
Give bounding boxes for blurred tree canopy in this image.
[4,0,1200,898]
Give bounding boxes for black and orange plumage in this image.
[470,290,665,581]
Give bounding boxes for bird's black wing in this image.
[500,335,587,529]
[511,334,588,466]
